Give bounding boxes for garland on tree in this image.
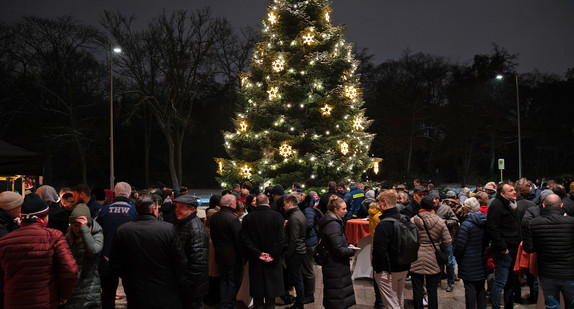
[216,0,378,190]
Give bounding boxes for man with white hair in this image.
[95,181,138,309]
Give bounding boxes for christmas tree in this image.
[217,0,377,190]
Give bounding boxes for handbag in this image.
[313,238,329,266]
[417,214,449,266]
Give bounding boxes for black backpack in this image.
[382,215,420,265]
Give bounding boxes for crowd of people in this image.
[0,177,573,309]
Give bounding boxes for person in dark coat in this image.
[318,195,357,309]
[401,186,427,219]
[109,193,187,309]
[523,194,574,308]
[301,191,320,304]
[210,194,243,309]
[241,194,285,308]
[74,184,103,219]
[37,185,70,235]
[283,194,307,309]
[454,197,488,309]
[318,181,342,214]
[0,191,22,237]
[486,182,521,309]
[173,194,209,308]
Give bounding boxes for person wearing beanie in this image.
[410,195,452,309]
[0,191,23,237]
[270,184,287,215]
[38,185,69,235]
[65,204,104,308]
[0,193,78,308]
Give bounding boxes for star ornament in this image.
[352,117,363,130]
[240,165,252,178]
[279,143,293,158]
[345,85,358,100]
[340,142,349,155]
[268,86,279,100]
[268,12,277,25]
[272,59,285,72]
[239,121,248,132]
[302,32,315,46]
[321,104,333,116]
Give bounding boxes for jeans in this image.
[412,273,440,309]
[286,253,305,307]
[539,276,574,309]
[219,263,242,309]
[463,280,487,309]
[491,252,516,309]
[443,244,455,284]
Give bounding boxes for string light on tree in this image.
[272,58,285,72]
[239,121,248,132]
[240,165,252,178]
[267,86,279,100]
[321,104,333,116]
[302,32,315,45]
[340,142,349,155]
[279,143,293,158]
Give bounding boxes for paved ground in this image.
[115,263,539,308]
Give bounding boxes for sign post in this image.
[498,158,505,182]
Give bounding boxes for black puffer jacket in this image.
[318,212,355,309]
[174,212,209,298]
[486,194,521,254]
[0,209,18,237]
[454,211,488,281]
[523,206,574,279]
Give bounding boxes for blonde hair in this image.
[475,191,489,206]
[327,195,345,212]
[377,189,398,206]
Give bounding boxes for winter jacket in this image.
[110,214,187,308]
[47,204,70,235]
[303,205,319,247]
[174,212,209,299]
[401,199,421,219]
[0,209,17,237]
[87,195,103,219]
[347,187,365,219]
[210,206,243,266]
[372,207,412,273]
[516,195,536,222]
[319,212,356,309]
[435,203,459,238]
[65,221,104,309]
[285,206,307,257]
[454,211,488,281]
[486,193,521,254]
[0,222,78,309]
[318,190,343,214]
[240,206,285,298]
[523,206,574,280]
[410,211,452,275]
[95,196,137,267]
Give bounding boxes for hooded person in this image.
[65,204,104,309]
[37,185,70,235]
[0,191,23,237]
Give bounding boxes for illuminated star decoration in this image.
[321,104,333,116]
[279,143,293,158]
[352,117,363,130]
[239,121,248,132]
[268,12,277,25]
[345,85,357,100]
[240,165,252,178]
[272,59,285,72]
[373,161,379,174]
[268,86,279,100]
[302,32,314,45]
[340,142,349,155]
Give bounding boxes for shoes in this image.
[405,275,411,281]
[446,283,454,292]
[454,275,461,281]
[280,294,295,305]
[302,295,315,304]
[422,297,428,307]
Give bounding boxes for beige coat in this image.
[410,211,452,275]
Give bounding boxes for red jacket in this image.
[0,222,78,309]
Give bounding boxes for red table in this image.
[345,218,370,245]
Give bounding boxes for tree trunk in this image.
[406,109,416,174]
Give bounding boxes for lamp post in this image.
[496,74,522,178]
[110,45,121,191]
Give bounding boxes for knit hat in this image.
[428,190,440,199]
[173,194,198,206]
[309,191,318,198]
[36,185,59,204]
[0,191,24,211]
[539,189,553,203]
[69,203,92,226]
[21,193,50,220]
[446,191,456,199]
[271,185,285,196]
[420,195,435,210]
[366,190,375,199]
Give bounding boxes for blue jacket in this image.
[95,196,137,263]
[349,187,365,218]
[454,211,487,281]
[303,205,319,247]
[87,196,103,219]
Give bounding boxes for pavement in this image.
[114,263,540,308]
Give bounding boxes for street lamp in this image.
[496,74,522,179]
[110,45,121,190]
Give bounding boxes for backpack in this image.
[382,215,420,265]
[312,207,324,238]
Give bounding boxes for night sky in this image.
[1,0,573,74]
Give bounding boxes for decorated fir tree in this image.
[217,0,377,189]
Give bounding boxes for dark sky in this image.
[2,0,573,74]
